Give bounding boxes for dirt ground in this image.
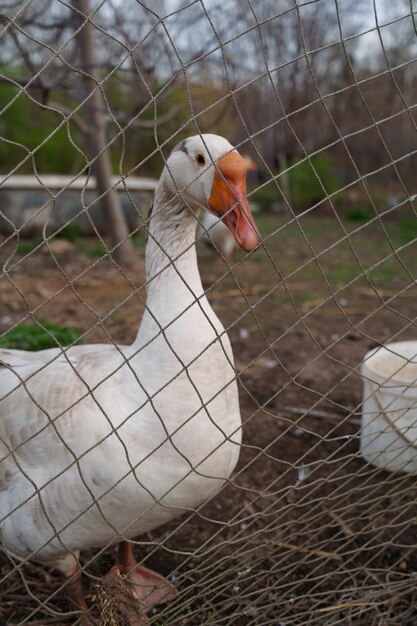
[1,214,416,625]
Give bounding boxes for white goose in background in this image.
[198,210,237,262]
[0,134,260,623]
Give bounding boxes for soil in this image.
[1,215,416,625]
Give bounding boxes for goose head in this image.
[165,134,260,252]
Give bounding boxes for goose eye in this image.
[196,152,205,165]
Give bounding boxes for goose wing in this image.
[0,343,127,481]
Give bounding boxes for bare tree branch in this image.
[76,0,134,267]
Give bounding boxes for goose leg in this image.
[117,541,177,606]
[54,553,93,625]
[65,564,95,625]
[103,542,177,626]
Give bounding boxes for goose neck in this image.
[145,181,203,304]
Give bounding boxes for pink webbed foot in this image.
[102,541,177,625]
[118,541,177,606]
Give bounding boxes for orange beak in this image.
[207,152,260,252]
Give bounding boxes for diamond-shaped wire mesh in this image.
[0,1,416,625]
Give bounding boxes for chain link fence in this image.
[0,1,416,624]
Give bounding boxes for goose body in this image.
[0,322,238,564]
[0,135,260,598]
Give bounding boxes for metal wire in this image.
[0,1,416,625]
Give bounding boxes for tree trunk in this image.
[277,150,291,216]
[77,0,134,266]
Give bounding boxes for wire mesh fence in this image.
[0,1,416,625]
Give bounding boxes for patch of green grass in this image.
[297,291,312,303]
[58,223,81,242]
[273,292,290,304]
[0,321,82,351]
[367,262,399,283]
[255,214,345,246]
[86,243,108,259]
[17,240,38,255]
[290,154,340,209]
[273,290,312,305]
[251,184,281,213]
[327,259,363,285]
[252,211,279,238]
[290,262,322,281]
[344,207,371,222]
[399,217,417,244]
[363,236,389,255]
[132,234,146,248]
[256,287,270,297]
[363,218,417,252]
[299,217,345,240]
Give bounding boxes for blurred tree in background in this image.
[0,0,416,222]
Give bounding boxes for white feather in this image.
[0,134,242,570]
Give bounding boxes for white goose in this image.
[0,134,260,622]
[199,210,237,262]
